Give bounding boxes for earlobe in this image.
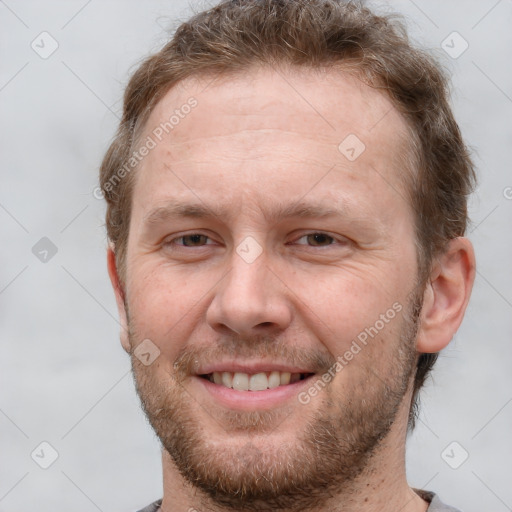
[416,237,476,354]
[106,244,131,353]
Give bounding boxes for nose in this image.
[206,246,293,337]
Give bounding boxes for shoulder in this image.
[428,494,464,512]
[135,499,163,512]
[414,488,464,512]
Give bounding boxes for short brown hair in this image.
[100,0,476,430]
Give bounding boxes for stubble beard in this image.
[129,291,422,511]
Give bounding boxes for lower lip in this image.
[194,375,315,410]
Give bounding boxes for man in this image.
[100,1,476,511]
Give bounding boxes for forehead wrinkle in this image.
[152,130,339,159]
[142,197,367,228]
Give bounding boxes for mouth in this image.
[199,371,315,391]
[192,361,320,410]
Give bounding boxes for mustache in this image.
[171,335,337,379]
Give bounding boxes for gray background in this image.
[1,1,511,511]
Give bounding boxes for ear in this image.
[416,237,476,353]
[107,244,131,353]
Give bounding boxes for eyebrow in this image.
[143,200,353,226]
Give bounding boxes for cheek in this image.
[284,264,409,358]
[125,263,212,359]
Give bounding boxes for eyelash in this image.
[164,232,346,249]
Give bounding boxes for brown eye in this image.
[307,233,334,246]
[179,234,210,246]
[164,233,215,249]
[295,232,336,247]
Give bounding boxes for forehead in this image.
[144,65,409,146]
[132,65,413,219]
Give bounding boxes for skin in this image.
[107,66,475,512]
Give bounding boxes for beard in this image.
[128,289,423,512]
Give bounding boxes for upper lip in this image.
[195,361,316,375]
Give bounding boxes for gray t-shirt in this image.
[135,489,462,511]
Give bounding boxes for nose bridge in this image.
[206,237,292,335]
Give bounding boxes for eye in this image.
[294,232,339,247]
[165,233,215,248]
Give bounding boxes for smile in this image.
[201,371,313,391]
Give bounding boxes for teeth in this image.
[249,372,268,391]
[232,372,249,391]
[210,371,306,391]
[221,372,233,388]
[268,371,281,389]
[280,372,291,385]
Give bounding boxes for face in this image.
[121,66,423,509]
